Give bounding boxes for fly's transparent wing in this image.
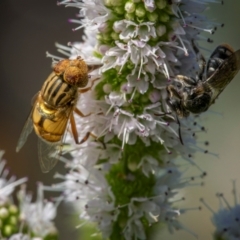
[16,94,39,152]
[16,110,34,152]
[38,139,62,173]
[37,106,74,173]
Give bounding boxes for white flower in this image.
[113,20,156,42]
[9,234,43,240]
[137,155,159,177]
[18,184,57,238]
[47,152,119,238]
[9,234,31,240]
[143,0,156,12]
[0,150,27,205]
[60,0,111,31]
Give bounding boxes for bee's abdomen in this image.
[41,72,77,107]
[207,45,234,78]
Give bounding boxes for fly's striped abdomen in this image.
[32,95,73,142]
[41,72,77,108]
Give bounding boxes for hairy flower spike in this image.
[18,184,58,239]
[0,151,58,239]
[50,0,224,239]
[201,182,240,240]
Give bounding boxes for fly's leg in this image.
[79,77,100,93]
[70,109,105,148]
[74,107,92,118]
[70,111,94,144]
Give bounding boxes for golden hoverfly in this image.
[16,57,100,172]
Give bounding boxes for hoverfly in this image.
[167,43,240,117]
[16,58,101,173]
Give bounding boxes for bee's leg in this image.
[198,54,206,80]
[176,114,184,145]
[79,77,100,94]
[174,75,196,86]
[166,85,189,118]
[191,39,206,80]
[167,84,182,99]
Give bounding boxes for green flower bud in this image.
[110,0,123,7]
[114,6,125,15]
[104,0,112,7]
[103,84,112,94]
[127,154,139,172]
[8,215,18,225]
[125,1,136,13]
[125,12,135,21]
[0,208,9,219]
[147,11,158,22]
[111,31,119,40]
[3,225,13,237]
[102,33,112,42]
[159,12,170,22]
[156,24,167,36]
[8,205,18,215]
[135,5,146,18]
[156,0,167,9]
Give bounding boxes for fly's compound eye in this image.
[64,65,88,87]
[54,58,89,87]
[185,92,211,114]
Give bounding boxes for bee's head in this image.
[167,98,190,118]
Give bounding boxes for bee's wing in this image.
[16,113,33,152]
[38,139,62,173]
[206,49,240,97]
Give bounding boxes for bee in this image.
[167,43,240,117]
[16,57,101,173]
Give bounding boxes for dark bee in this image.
[167,43,240,117]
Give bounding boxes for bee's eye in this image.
[176,82,182,88]
[183,87,191,94]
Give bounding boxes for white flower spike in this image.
[50,0,224,239]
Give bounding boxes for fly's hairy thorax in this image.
[41,72,78,108]
[32,72,78,142]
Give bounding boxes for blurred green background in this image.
[0,0,240,239]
